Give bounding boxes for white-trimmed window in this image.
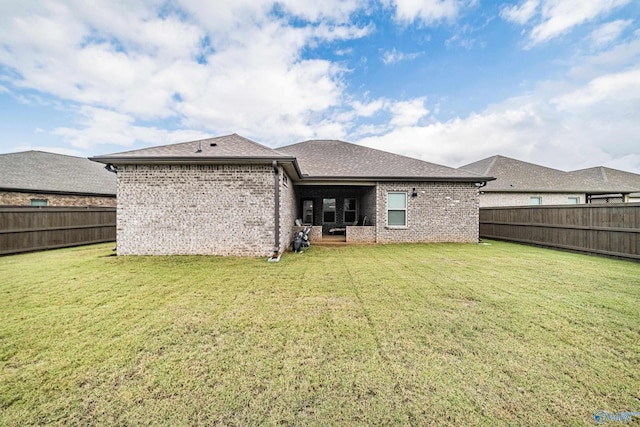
[530,197,542,205]
[568,196,580,204]
[387,192,407,226]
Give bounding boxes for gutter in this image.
[268,160,281,262]
[0,187,116,198]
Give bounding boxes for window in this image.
[387,192,407,226]
[30,199,48,206]
[568,196,580,204]
[302,199,314,224]
[529,197,542,205]
[323,198,336,223]
[344,198,357,224]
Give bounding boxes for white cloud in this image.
[389,97,430,126]
[499,0,631,46]
[52,106,210,149]
[355,60,640,173]
[386,0,466,25]
[0,0,371,147]
[500,0,539,25]
[381,48,423,64]
[552,67,640,110]
[588,19,633,47]
[351,99,386,116]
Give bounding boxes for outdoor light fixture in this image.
[411,188,418,197]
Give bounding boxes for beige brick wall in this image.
[375,182,479,243]
[279,168,296,253]
[480,192,586,207]
[0,190,115,207]
[346,226,376,243]
[117,164,279,256]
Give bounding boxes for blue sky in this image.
[1,0,639,172]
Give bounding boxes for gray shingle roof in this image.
[0,151,116,196]
[277,139,491,181]
[571,166,640,192]
[459,155,636,193]
[91,134,292,162]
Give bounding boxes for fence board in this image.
[480,203,640,260]
[0,207,116,255]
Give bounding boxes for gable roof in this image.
[91,134,294,163]
[459,155,635,194]
[0,151,116,196]
[277,139,492,182]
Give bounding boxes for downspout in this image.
[268,161,281,262]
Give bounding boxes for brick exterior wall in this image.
[375,181,479,243]
[346,226,376,243]
[116,164,280,256]
[479,192,586,207]
[278,168,297,253]
[0,190,115,207]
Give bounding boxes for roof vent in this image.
[195,141,202,153]
[210,143,217,147]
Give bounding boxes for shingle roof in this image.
[91,134,292,162]
[277,139,491,181]
[459,155,636,193]
[0,151,116,196]
[571,166,640,192]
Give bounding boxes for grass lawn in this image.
[1,241,639,426]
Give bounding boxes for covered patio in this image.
[292,184,377,243]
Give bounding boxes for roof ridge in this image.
[0,150,88,160]
[484,155,500,175]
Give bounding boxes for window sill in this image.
[386,225,408,230]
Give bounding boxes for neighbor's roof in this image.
[91,134,294,163]
[459,155,636,194]
[0,151,116,196]
[277,139,492,182]
[571,166,640,192]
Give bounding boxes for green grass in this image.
[1,242,639,426]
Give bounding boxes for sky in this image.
[0,0,639,173]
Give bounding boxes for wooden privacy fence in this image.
[480,203,640,260]
[0,207,116,255]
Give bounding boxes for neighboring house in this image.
[459,155,637,207]
[571,166,640,203]
[90,134,493,257]
[0,151,116,207]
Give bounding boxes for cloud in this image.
[552,67,640,110]
[381,48,423,64]
[354,61,640,172]
[0,0,371,147]
[389,97,430,126]
[52,106,210,150]
[386,0,467,25]
[500,0,631,46]
[588,19,633,47]
[500,0,539,25]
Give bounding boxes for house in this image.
[571,166,640,203]
[459,155,637,207]
[90,134,493,257]
[0,151,116,207]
